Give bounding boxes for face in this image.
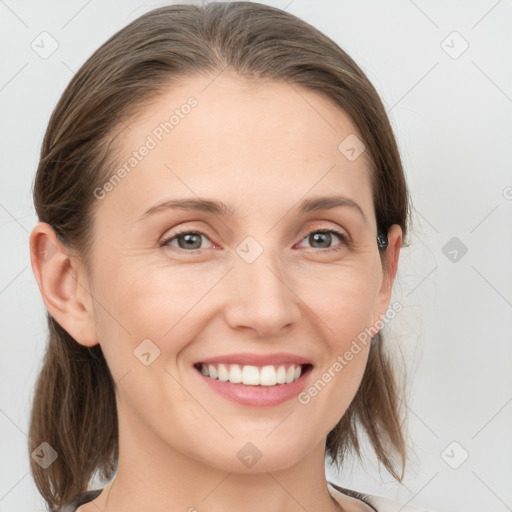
[78,73,400,473]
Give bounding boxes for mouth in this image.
[193,362,313,387]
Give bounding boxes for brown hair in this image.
[29,2,411,509]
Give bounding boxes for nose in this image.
[222,248,302,338]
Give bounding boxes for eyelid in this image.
[300,221,351,243]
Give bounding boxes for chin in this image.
[192,436,308,474]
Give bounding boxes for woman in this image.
[28,2,434,511]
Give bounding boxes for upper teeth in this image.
[199,363,303,386]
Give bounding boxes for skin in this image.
[30,72,401,512]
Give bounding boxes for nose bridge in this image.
[224,236,300,336]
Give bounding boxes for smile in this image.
[194,362,312,386]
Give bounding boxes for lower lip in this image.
[195,366,312,407]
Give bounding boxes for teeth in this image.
[242,365,260,385]
[260,365,276,386]
[208,365,217,379]
[217,363,229,382]
[229,364,242,383]
[198,363,305,386]
[276,365,286,384]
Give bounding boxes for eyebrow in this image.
[137,195,368,224]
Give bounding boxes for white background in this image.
[1,1,511,511]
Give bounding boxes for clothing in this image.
[55,482,436,511]
[327,482,436,511]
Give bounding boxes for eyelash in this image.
[159,227,350,254]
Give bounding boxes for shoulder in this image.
[327,482,437,512]
[54,489,103,512]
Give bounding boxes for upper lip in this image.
[195,352,313,367]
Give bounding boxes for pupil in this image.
[180,233,201,249]
[311,232,330,248]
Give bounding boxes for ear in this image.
[372,223,402,324]
[29,222,98,347]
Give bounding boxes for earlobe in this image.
[29,222,98,347]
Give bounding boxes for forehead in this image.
[99,73,375,226]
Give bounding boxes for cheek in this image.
[89,263,202,422]
[91,259,217,366]
[294,264,377,410]
[298,261,380,340]
[299,293,373,436]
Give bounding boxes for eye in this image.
[160,229,213,252]
[296,229,349,252]
[159,227,350,254]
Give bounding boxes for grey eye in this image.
[162,231,211,251]
[298,229,346,250]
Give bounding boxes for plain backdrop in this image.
[1,1,511,511]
